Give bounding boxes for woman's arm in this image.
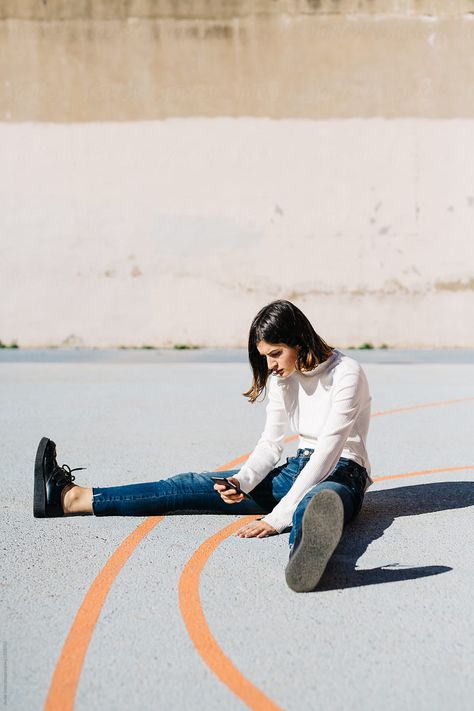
[233,375,289,494]
[260,365,368,533]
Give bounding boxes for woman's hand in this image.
[213,476,246,504]
[235,520,278,538]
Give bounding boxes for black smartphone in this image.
[211,476,251,499]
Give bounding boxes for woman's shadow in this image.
[314,481,474,591]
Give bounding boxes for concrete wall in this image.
[2,1,474,121]
[1,1,473,347]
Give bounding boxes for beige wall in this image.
[1,1,474,121]
[1,1,473,347]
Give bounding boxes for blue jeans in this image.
[92,449,368,548]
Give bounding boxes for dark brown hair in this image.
[243,299,335,403]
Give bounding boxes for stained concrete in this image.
[2,8,474,121]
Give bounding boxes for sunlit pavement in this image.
[2,349,473,710]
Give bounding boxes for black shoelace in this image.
[53,463,87,488]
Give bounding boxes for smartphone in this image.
[211,476,251,499]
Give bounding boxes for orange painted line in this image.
[373,465,474,482]
[178,516,283,711]
[214,453,251,470]
[44,516,165,711]
[371,395,474,418]
[45,393,474,711]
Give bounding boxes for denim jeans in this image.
[92,449,368,547]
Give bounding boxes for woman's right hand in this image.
[213,476,246,504]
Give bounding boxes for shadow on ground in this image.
[315,481,474,591]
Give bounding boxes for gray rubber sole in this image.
[285,489,344,593]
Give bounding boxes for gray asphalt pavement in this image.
[1,350,473,710]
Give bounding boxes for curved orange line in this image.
[374,464,474,482]
[45,393,474,710]
[371,395,474,418]
[178,464,473,710]
[44,516,165,711]
[178,516,282,711]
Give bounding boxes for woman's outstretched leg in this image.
[33,437,274,519]
[90,471,265,517]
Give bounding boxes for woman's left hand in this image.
[235,520,278,538]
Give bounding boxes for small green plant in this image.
[118,345,156,350]
[173,343,200,350]
[0,340,19,349]
[358,342,374,350]
[379,343,389,349]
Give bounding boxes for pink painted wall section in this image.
[1,118,472,347]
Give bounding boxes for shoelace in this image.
[53,463,87,488]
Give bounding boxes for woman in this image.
[33,299,373,592]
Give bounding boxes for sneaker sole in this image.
[285,489,344,592]
[33,437,50,518]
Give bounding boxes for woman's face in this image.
[257,340,300,379]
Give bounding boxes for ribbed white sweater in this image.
[234,349,373,533]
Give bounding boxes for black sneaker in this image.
[33,437,86,518]
[285,489,344,592]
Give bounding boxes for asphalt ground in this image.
[1,350,473,710]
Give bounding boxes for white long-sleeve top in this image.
[234,348,373,533]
